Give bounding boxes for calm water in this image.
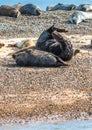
[0,0,92,10]
[0,120,92,130]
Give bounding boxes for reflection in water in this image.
[0,120,92,130]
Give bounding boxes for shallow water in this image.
[0,120,92,130]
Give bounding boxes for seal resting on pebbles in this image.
[15,39,35,49]
[0,5,20,17]
[47,3,76,11]
[19,4,41,16]
[69,11,92,24]
[36,25,73,61]
[12,48,68,67]
[77,4,92,11]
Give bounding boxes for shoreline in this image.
[0,114,92,125]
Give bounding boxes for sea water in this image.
[0,0,92,10]
[0,120,92,130]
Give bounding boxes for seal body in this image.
[77,4,92,11]
[19,4,41,15]
[15,39,35,49]
[12,48,68,67]
[36,25,73,61]
[48,3,76,11]
[0,5,20,17]
[69,11,92,24]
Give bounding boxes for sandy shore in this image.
[0,10,92,124]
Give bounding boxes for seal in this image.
[13,3,23,10]
[12,48,68,67]
[15,39,35,49]
[0,5,20,18]
[48,3,76,11]
[69,11,92,24]
[36,25,73,61]
[19,4,41,16]
[46,6,53,11]
[77,4,92,11]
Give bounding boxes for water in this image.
[0,0,92,10]
[0,120,92,130]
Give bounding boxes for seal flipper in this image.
[56,56,68,67]
[47,25,68,33]
[47,24,55,33]
[54,54,68,67]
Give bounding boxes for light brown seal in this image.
[36,25,73,61]
[0,5,20,17]
[12,48,68,67]
[15,39,35,49]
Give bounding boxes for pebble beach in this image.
[0,10,92,124]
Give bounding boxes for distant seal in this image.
[0,5,20,17]
[69,11,92,24]
[46,6,53,11]
[36,25,73,61]
[13,3,23,10]
[48,3,76,11]
[77,4,92,11]
[12,48,68,67]
[19,4,41,16]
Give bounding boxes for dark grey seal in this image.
[0,5,20,18]
[12,48,68,67]
[77,4,92,11]
[19,4,41,16]
[47,3,76,11]
[36,25,73,61]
